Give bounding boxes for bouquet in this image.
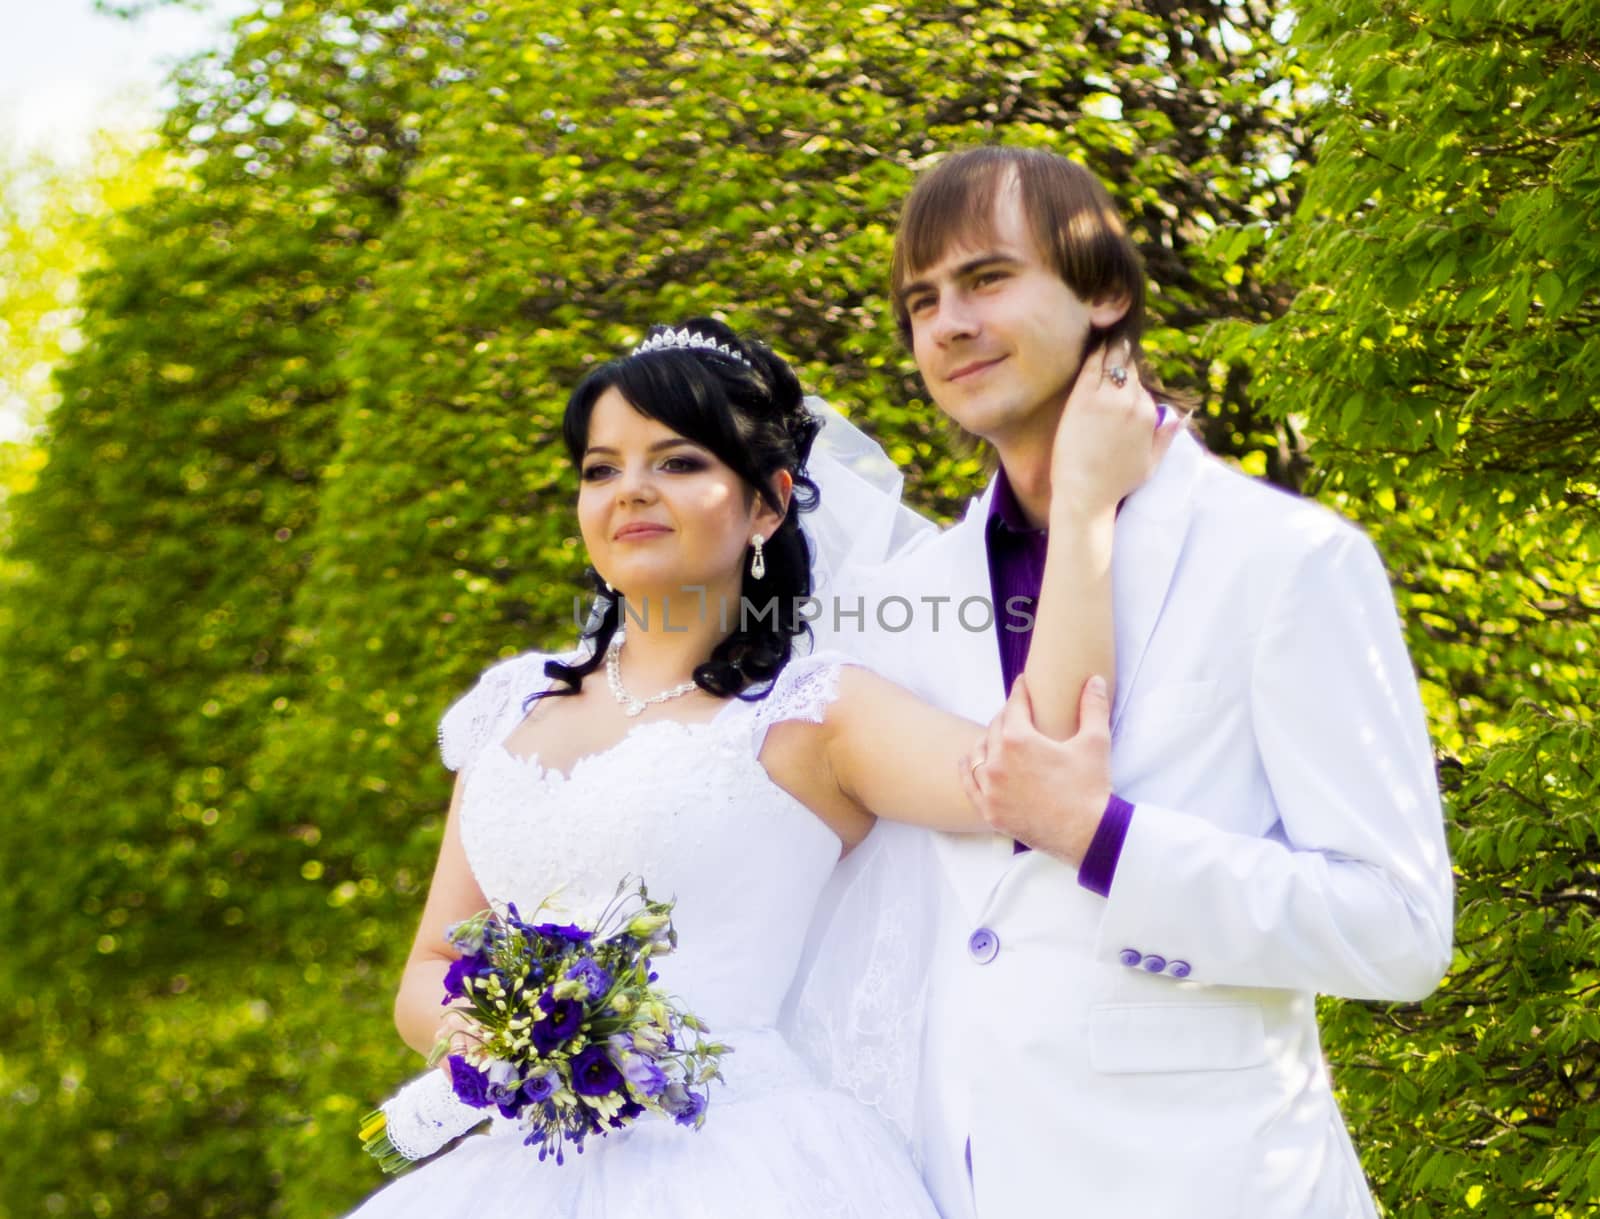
[360,879,729,1171]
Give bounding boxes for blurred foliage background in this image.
[0,0,1594,1215]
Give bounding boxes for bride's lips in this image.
[947,355,1006,382]
[613,523,672,541]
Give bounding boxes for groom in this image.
[855,146,1454,1217]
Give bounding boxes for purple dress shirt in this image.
[984,464,1132,896]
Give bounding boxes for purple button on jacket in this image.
[968,928,1001,965]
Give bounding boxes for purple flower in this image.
[566,958,611,998]
[482,1060,520,1118]
[673,1089,707,1127]
[441,955,483,1001]
[447,1055,491,1109]
[620,1053,667,1097]
[608,1098,645,1129]
[570,1045,624,1097]
[531,993,583,1054]
[521,1071,557,1104]
[532,921,593,945]
[445,917,486,955]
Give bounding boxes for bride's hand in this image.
[1050,341,1174,524]
[433,1004,484,1073]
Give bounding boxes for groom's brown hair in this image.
[891,146,1155,382]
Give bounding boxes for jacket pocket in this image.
[1089,1002,1267,1074]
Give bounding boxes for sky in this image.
[0,0,248,161]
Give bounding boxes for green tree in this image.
[1238,0,1600,1213]
[0,4,446,1215]
[0,130,163,553]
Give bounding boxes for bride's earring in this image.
[749,534,766,580]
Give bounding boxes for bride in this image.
[346,317,1165,1217]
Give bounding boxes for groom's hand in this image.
[960,674,1113,865]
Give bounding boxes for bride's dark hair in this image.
[540,317,821,702]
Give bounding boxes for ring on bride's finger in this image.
[1107,364,1129,389]
[969,757,986,781]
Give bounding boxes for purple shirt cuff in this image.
[1077,794,1134,898]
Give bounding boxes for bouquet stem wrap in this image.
[363,1069,488,1168]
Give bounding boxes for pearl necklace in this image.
[605,637,700,717]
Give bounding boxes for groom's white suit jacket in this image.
[848,430,1454,1219]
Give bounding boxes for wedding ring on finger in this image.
[970,756,987,782]
[1107,364,1129,389]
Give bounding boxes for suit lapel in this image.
[1109,429,1205,732]
[921,488,1015,921]
[943,492,1006,717]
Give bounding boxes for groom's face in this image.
[898,185,1126,450]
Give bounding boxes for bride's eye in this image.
[580,463,615,481]
[661,455,706,473]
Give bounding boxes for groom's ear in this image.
[1088,293,1131,329]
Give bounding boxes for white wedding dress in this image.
[346,648,943,1219]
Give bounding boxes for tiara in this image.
[629,327,752,367]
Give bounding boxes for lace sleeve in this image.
[745,652,853,753]
[437,652,548,772]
